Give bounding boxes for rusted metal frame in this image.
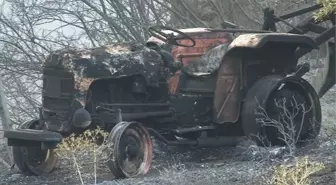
[305,22,329,34]
[173,125,217,135]
[147,128,243,147]
[287,17,330,34]
[277,4,322,21]
[147,128,197,145]
[277,16,305,33]
[326,13,336,45]
[96,102,173,122]
[286,16,334,46]
[208,5,324,33]
[99,102,171,107]
[295,25,336,58]
[270,4,334,58]
[314,26,336,45]
[206,29,273,33]
[287,18,314,34]
[262,4,322,32]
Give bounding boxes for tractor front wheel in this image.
[106,121,153,178]
[242,75,321,147]
[12,120,58,176]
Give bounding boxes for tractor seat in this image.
[182,43,229,78]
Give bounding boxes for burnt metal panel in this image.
[43,75,61,98]
[42,67,75,133]
[164,31,232,95]
[213,56,241,124]
[44,43,165,92]
[178,72,217,94]
[170,95,213,127]
[170,43,229,95]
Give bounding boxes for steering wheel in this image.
[148,25,196,47]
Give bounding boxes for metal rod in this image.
[305,22,328,34]
[315,26,336,45]
[207,29,273,33]
[277,4,322,21]
[122,111,172,120]
[100,102,171,107]
[147,128,197,146]
[295,26,335,58]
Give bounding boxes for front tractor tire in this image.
[106,121,153,178]
[242,75,321,147]
[12,120,58,176]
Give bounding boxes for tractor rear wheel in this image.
[13,120,58,175]
[106,121,153,178]
[242,75,321,146]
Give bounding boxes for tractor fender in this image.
[263,75,321,111]
[248,75,321,115]
[225,33,317,57]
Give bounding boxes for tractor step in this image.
[4,129,62,149]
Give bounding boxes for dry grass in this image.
[55,128,110,185]
[267,156,325,185]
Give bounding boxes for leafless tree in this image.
[255,96,314,156]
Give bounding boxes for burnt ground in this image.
[0,133,335,185]
[0,63,335,185]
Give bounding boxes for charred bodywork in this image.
[41,44,169,133]
[4,4,335,178]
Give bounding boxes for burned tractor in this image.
[4,4,335,178]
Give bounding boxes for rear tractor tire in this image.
[13,120,58,176]
[106,121,153,178]
[242,75,321,147]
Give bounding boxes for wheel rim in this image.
[119,129,144,175]
[108,122,152,178]
[25,146,56,175]
[262,82,319,146]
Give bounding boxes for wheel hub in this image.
[125,137,140,159]
[107,121,153,178]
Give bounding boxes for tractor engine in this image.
[41,44,170,134]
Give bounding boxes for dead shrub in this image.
[55,128,109,185]
[268,156,325,185]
